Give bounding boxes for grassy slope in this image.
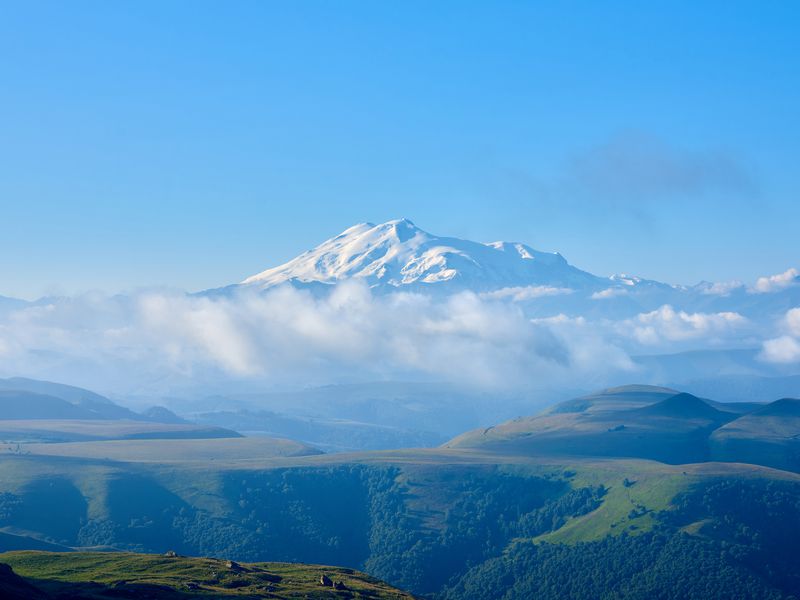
[20,436,322,462]
[709,402,800,472]
[443,387,800,476]
[0,419,241,442]
[3,447,797,549]
[535,459,800,543]
[0,551,415,599]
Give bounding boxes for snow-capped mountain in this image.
[205,218,798,321]
[237,218,605,293]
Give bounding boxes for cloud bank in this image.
[0,284,631,393]
[0,283,785,397]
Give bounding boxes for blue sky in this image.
[1,1,798,298]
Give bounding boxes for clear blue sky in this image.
[1,1,798,298]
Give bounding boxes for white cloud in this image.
[591,287,628,300]
[0,286,784,397]
[752,267,799,293]
[623,305,747,345]
[531,314,587,326]
[759,307,800,365]
[760,336,800,364]
[481,286,573,302]
[700,280,744,296]
[138,293,259,376]
[0,283,626,393]
[531,314,634,373]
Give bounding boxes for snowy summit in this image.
[201,219,798,323]
[240,219,602,292]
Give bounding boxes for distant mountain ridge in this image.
[3,219,798,324]
[206,219,799,320]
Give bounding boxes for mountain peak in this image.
[371,218,424,243]
[383,217,417,227]
[753,398,800,417]
[237,219,601,293]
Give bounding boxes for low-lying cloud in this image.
[760,307,800,365]
[0,285,786,397]
[753,268,800,294]
[623,305,747,345]
[591,287,628,300]
[481,286,573,302]
[761,336,800,364]
[0,284,632,393]
[700,280,745,296]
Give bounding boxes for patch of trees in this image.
[441,478,800,600]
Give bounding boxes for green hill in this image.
[0,384,799,598]
[0,378,141,421]
[18,436,323,462]
[0,378,228,440]
[710,397,800,472]
[445,385,800,468]
[543,385,679,415]
[0,391,99,420]
[0,551,415,599]
[0,419,244,443]
[0,445,798,598]
[632,392,730,421]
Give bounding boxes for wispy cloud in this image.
[565,132,756,204]
[699,280,745,296]
[481,286,572,302]
[494,131,758,234]
[787,308,800,337]
[622,305,747,345]
[591,287,628,300]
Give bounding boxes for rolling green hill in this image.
[445,385,800,469]
[0,391,99,420]
[0,551,415,599]
[0,383,799,598]
[0,446,798,598]
[0,378,242,443]
[0,378,141,421]
[18,436,323,462]
[0,419,243,443]
[710,398,800,472]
